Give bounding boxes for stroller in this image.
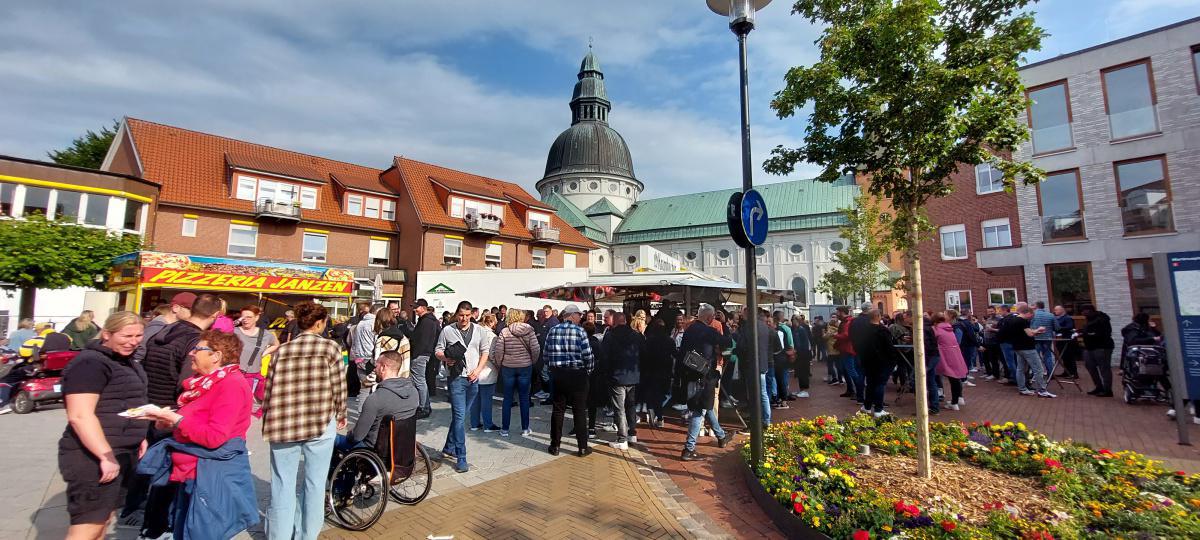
[1121,345,1170,404]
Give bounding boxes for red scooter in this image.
[9,351,78,414]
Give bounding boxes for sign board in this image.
[727,189,769,248]
[116,251,355,296]
[638,246,681,272]
[1153,251,1200,445]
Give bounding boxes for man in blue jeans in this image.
[435,301,492,473]
[680,304,737,460]
[1031,301,1057,380]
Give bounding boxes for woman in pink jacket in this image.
[933,311,969,410]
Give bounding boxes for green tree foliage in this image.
[47,121,119,169]
[0,214,140,319]
[815,194,896,304]
[765,0,1044,478]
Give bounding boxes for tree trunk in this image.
[18,285,36,321]
[908,217,932,479]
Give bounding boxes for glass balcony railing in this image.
[1109,105,1158,140]
[1041,213,1084,242]
[1032,123,1073,154]
[1121,202,1173,234]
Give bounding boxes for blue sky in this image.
[2,0,1197,198]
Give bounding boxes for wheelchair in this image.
[325,414,433,531]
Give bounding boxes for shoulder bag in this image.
[681,349,710,376]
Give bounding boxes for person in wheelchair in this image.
[336,351,418,452]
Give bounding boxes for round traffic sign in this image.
[740,189,768,246]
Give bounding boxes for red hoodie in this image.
[835,316,856,356]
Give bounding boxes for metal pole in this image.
[736,29,764,468]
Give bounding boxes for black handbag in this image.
[444,341,467,381]
[681,349,710,376]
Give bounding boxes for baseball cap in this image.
[171,292,197,309]
[560,305,582,316]
[413,299,429,308]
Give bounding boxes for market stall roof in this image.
[517,270,796,306]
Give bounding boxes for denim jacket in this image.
[137,437,259,540]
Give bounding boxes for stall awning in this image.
[517,270,796,306]
[111,251,356,297]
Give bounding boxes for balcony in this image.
[532,226,560,244]
[255,199,301,222]
[465,213,502,235]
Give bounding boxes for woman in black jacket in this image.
[1081,305,1115,397]
[641,319,675,427]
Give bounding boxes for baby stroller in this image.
[1121,345,1170,404]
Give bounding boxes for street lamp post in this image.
[707,0,772,468]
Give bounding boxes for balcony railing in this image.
[1041,213,1084,242]
[255,199,301,221]
[1121,202,1173,235]
[465,213,502,235]
[532,226,560,243]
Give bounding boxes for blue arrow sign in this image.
[740,189,769,246]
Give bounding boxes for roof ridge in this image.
[125,117,385,173]
[636,175,851,203]
[394,155,525,190]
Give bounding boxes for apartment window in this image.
[1193,45,1200,93]
[946,290,973,314]
[228,223,258,256]
[368,239,389,267]
[300,232,327,262]
[791,276,808,305]
[299,187,318,210]
[981,218,1012,248]
[450,197,504,220]
[485,243,502,269]
[259,181,297,205]
[987,288,1018,306]
[1114,156,1172,235]
[122,201,143,232]
[532,248,547,269]
[0,183,14,216]
[381,200,395,220]
[364,197,380,219]
[235,176,257,200]
[563,252,576,269]
[23,186,50,217]
[443,237,463,266]
[528,211,551,230]
[83,194,110,226]
[1047,262,1094,315]
[1027,81,1073,154]
[1037,170,1085,242]
[1101,60,1158,139]
[55,190,82,222]
[346,194,363,216]
[939,224,967,260]
[181,216,197,237]
[975,163,1004,194]
[1127,258,1160,317]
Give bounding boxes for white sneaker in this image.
[1037,391,1057,398]
[984,375,995,380]
[858,406,871,414]
[1019,389,1035,396]
[1167,409,1177,418]
[628,435,638,443]
[873,410,891,418]
[957,398,966,406]
[0,405,11,415]
[797,391,810,398]
[1193,417,1200,426]
[946,404,960,411]
[609,441,629,450]
[500,430,510,437]
[672,403,688,411]
[522,429,532,438]
[969,368,979,373]
[964,380,977,387]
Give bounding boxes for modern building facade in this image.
[978,17,1200,332]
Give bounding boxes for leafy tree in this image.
[815,194,897,305]
[47,121,119,169]
[766,0,1044,477]
[0,214,141,319]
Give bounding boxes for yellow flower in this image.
[1017,422,1027,431]
[812,517,820,527]
[883,525,893,532]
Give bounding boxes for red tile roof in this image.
[224,152,326,184]
[394,157,596,250]
[123,118,397,232]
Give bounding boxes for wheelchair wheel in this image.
[327,449,389,531]
[389,445,433,505]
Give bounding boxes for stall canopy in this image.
[517,271,796,307]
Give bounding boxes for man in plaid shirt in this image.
[543,305,594,457]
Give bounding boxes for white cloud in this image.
[1104,0,1200,38]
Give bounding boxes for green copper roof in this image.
[544,191,605,239]
[583,197,625,217]
[613,176,858,244]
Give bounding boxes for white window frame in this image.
[227,223,258,257]
[363,197,381,219]
[987,288,1019,306]
[381,200,396,220]
[449,197,464,218]
[121,199,145,234]
[531,248,547,269]
[563,251,577,269]
[368,238,389,267]
[981,218,1012,248]
[443,237,463,266]
[528,211,551,230]
[346,194,363,216]
[181,216,197,237]
[299,187,318,210]
[235,175,257,201]
[939,224,968,260]
[485,242,502,269]
[946,290,973,313]
[975,163,1004,195]
[301,232,328,263]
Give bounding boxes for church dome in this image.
[544,121,635,178]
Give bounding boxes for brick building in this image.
[388,157,595,303]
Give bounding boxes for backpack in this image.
[955,320,978,347]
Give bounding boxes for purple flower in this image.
[826,504,842,518]
[968,432,993,446]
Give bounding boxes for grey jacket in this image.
[133,316,170,363]
[490,322,540,369]
[351,376,419,447]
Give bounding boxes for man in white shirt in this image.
[435,301,493,473]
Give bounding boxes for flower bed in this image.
[745,415,1200,539]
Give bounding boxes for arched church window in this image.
[790,276,808,305]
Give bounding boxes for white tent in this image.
[516,270,796,308]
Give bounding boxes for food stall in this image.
[108,251,357,320]
[517,270,796,315]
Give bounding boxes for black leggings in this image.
[945,376,963,405]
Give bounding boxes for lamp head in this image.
[706,0,772,34]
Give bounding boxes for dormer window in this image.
[344,192,394,219]
[527,211,551,230]
[234,174,317,209]
[449,196,504,221]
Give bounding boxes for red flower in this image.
[1176,471,1187,476]
[941,520,957,532]
[791,492,799,501]
[1098,449,1113,456]
[983,421,992,427]
[816,417,826,426]
[793,502,804,514]
[894,500,907,512]
[852,531,870,540]
[1044,458,1062,469]
[824,433,835,442]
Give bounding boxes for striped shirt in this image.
[543,321,595,372]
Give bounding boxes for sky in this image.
[2,0,1197,199]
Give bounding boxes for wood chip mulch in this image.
[853,454,1065,523]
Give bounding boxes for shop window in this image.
[791,276,808,305]
[976,163,1005,194]
[987,288,1018,306]
[946,290,973,314]
[235,176,257,200]
[364,197,380,219]
[1047,263,1094,315]
[228,223,258,257]
[1027,80,1074,154]
[939,224,967,259]
[981,218,1012,248]
[563,252,576,269]
[1114,156,1172,235]
[369,239,389,267]
[299,187,318,210]
[55,190,82,222]
[485,242,502,269]
[532,248,548,269]
[0,183,14,216]
[302,232,327,263]
[1127,258,1159,318]
[23,186,50,217]
[1037,170,1085,242]
[181,216,197,237]
[123,201,143,232]
[443,238,462,266]
[1101,60,1158,140]
[381,200,395,220]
